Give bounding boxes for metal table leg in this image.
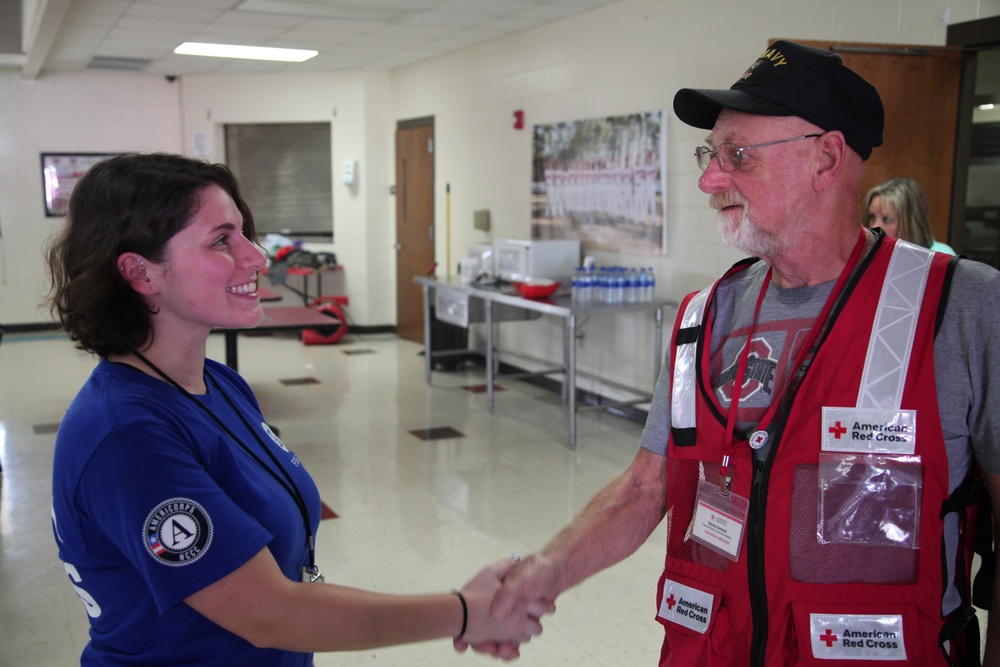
[421,283,432,385]
[567,312,576,449]
[486,298,495,412]
[561,316,570,403]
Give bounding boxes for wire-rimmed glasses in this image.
[694,134,822,172]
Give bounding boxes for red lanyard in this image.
[718,229,868,494]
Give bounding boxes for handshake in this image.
[453,553,558,660]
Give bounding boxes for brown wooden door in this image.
[395,119,435,342]
[791,39,962,244]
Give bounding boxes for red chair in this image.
[301,296,349,345]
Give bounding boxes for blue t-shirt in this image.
[51,358,321,666]
[930,240,957,256]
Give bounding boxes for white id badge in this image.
[689,479,749,562]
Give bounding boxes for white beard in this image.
[711,181,804,259]
[712,195,776,258]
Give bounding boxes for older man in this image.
[467,40,1000,666]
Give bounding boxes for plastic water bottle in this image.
[643,266,656,301]
[581,266,594,305]
[639,266,653,301]
[571,267,582,302]
[614,266,625,303]
[597,266,609,303]
[626,267,639,303]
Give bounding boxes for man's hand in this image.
[454,553,558,659]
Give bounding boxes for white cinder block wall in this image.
[0,0,997,396]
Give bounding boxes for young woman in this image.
[47,153,543,666]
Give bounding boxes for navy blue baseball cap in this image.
[673,40,884,160]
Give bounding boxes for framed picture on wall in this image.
[40,153,115,217]
[531,111,667,256]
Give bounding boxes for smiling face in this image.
[146,184,266,337]
[866,195,899,238]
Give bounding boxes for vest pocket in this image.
[656,570,735,665]
[790,463,918,584]
[666,458,732,571]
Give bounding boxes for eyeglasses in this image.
[694,134,822,172]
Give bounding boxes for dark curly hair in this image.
[46,153,258,357]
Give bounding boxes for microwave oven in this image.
[493,239,580,283]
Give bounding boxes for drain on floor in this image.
[408,426,465,441]
[462,384,504,393]
[279,377,321,385]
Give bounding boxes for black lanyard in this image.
[132,351,321,580]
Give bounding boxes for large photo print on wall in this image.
[531,111,666,256]
[41,153,115,217]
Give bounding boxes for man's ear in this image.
[813,131,847,192]
[117,253,156,294]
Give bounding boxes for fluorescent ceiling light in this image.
[174,42,318,62]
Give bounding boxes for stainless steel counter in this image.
[414,275,676,448]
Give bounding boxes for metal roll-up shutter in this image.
[225,122,333,238]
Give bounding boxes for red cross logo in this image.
[819,629,839,647]
[665,594,676,610]
[828,421,847,439]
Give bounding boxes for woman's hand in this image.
[454,556,556,659]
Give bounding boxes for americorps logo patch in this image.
[143,497,213,566]
[261,421,289,451]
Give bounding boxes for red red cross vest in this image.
[654,236,970,666]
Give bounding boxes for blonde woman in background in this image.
[865,176,957,255]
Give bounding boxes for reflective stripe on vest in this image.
[858,239,934,410]
[670,284,714,431]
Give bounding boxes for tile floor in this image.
[0,328,666,666]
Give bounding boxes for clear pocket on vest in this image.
[817,453,922,549]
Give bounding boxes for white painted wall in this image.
[0,0,998,398]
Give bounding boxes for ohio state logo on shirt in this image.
[716,336,777,403]
[143,497,213,566]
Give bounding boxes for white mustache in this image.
[710,192,747,210]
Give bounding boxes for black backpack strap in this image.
[938,467,993,666]
[973,479,995,611]
[938,605,980,667]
